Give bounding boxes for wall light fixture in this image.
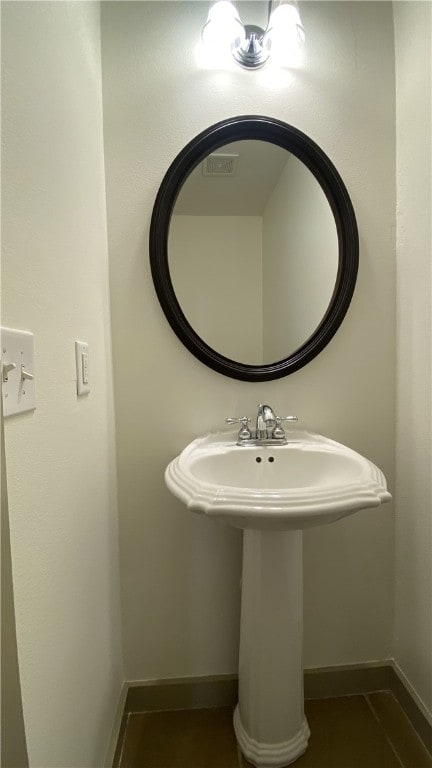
[201,0,305,69]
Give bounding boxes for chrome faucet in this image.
[256,403,276,439]
[226,404,298,446]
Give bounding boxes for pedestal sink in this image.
[165,429,391,767]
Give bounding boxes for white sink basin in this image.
[165,430,391,530]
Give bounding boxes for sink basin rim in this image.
[165,430,391,530]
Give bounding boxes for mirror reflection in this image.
[168,140,338,365]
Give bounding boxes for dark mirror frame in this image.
[150,116,358,382]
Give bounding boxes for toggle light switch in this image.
[75,341,90,396]
[2,362,17,382]
[1,327,36,417]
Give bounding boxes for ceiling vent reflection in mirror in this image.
[202,153,239,176]
[201,0,305,70]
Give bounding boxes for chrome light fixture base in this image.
[232,25,269,69]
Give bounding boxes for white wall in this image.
[2,3,124,766]
[170,215,263,362]
[394,2,432,718]
[1,402,28,768]
[262,155,338,358]
[102,0,396,680]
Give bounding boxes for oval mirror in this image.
[150,116,358,382]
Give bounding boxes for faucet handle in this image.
[226,416,250,425]
[272,415,298,439]
[226,416,252,441]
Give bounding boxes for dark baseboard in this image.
[113,663,431,765]
[389,667,432,754]
[304,662,393,700]
[126,673,239,713]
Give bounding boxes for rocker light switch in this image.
[1,327,36,417]
[75,341,90,396]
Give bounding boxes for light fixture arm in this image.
[232,0,274,70]
[232,24,269,69]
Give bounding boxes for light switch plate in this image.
[75,341,90,396]
[1,327,36,417]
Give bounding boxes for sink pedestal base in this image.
[234,529,310,767]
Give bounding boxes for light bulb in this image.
[202,1,246,54]
[264,2,305,65]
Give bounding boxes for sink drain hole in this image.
[268,457,275,462]
[256,457,262,463]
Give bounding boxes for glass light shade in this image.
[264,2,305,63]
[202,0,246,53]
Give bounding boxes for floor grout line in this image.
[364,694,405,768]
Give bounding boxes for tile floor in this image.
[117,692,432,768]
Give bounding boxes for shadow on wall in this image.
[1,400,29,768]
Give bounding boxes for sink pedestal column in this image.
[233,529,310,767]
